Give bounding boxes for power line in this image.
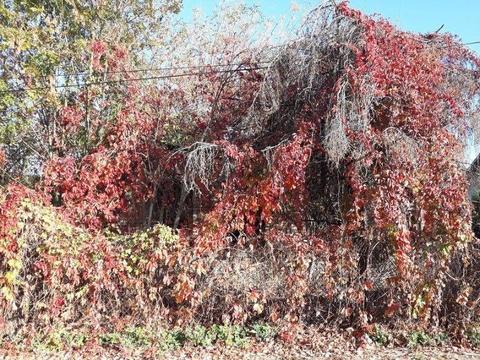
[1,38,478,94]
[464,41,480,46]
[45,61,273,79]
[0,66,270,94]
[42,40,480,79]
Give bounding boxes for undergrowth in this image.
[20,323,278,353]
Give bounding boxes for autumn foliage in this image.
[1,2,480,344]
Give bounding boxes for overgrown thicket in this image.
[1,1,480,345]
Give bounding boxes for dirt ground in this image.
[162,342,480,360]
[2,342,479,359]
[1,326,479,359]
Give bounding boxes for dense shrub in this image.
[1,2,480,344]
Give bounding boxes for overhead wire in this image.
[0,38,478,94]
[0,65,271,94]
[45,61,274,79]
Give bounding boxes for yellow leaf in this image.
[1,286,14,302]
[253,303,264,314]
[5,271,16,284]
[7,258,22,270]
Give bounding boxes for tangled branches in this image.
[1,1,480,340]
[182,142,233,193]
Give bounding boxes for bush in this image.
[371,325,391,347]
[1,2,480,347]
[467,325,480,348]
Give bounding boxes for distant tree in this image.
[0,0,181,181]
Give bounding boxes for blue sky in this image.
[180,0,480,54]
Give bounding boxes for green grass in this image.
[30,322,277,352]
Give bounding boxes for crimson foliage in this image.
[1,2,480,338]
